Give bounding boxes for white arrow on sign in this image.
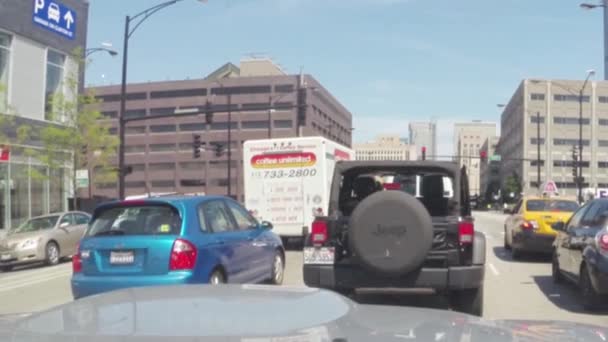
[64,10,74,29]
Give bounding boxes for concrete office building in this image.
[0,0,89,230]
[354,135,417,161]
[87,59,353,200]
[479,136,500,198]
[408,121,436,159]
[499,79,608,196]
[454,121,498,196]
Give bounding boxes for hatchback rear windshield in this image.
[86,205,182,237]
[526,200,579,212]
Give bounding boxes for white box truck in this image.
[243,137,354,239]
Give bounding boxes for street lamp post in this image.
[117,0,205,200]
[578,69,596,202]
[581,1,608,80]
[85,46,118,58]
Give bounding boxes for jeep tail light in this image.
[458,220,474,244]
[597,232,608,254]
[383,183,401,191]
[72,243,82,273]
[169,238,197,270]
[311,220,328,246]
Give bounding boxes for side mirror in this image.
[552,221,565,231]
[260,221,273,230]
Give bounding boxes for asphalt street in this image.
[0,211,606,326]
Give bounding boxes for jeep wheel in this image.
[450,287,483,317]
[348,191,433,276]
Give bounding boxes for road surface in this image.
[0,211,606,326]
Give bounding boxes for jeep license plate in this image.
[303,247,335,265]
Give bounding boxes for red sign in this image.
[334,149,350,161]
[251,152,317,169]
[0,146,10,162]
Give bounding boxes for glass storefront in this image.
[0,158,66,231]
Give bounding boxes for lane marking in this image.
[549,293,561,297]
[0,271,71,293]
[488,263,500,276]
[0,266,71,282]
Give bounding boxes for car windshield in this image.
[11,216,59,234]
[526,200,579,212]
[86,205,182,237]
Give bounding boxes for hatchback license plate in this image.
[303,247,335,265]
[110,251,134,264]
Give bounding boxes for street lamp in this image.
[580,1,608,80]
[578,69,596,203]
[117,0,207,200]
[85,44,118,58]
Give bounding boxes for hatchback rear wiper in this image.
[93,230,126,236]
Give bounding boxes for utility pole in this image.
[578,90,584,203]
[267,95,272,139]
[227,93,232,198]
[536,111,541,189]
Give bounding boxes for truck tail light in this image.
[169,239,197,270]
[311,220,328,246]
[72,244,82,273]
[458,220,474,244]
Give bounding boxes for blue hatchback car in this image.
[71,196,284,299]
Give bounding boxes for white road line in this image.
[488,263,500,276]
[548,293,561,297]
[0,266,70,282]
[0,271,71,293]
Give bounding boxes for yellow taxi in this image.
[504,196,579,259]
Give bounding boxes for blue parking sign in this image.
[32,0,77,40]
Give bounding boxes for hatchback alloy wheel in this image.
[209,270,225,285]
[272,252,284,285]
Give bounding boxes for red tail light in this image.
[169,239,197,270]
[72,244,82,273]
[383,183,401,190]
[458,220,474,244]
[597,233,608,252]
[311,220,328,246]
[521,220,538,230]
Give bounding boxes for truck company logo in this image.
[334,149,350,161]
[251,152,317,169]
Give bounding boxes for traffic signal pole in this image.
[537,111,541,189]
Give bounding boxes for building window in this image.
[600,161,608,168]
[101,111,117,119]
[554,117,589,125]
[554,160,589,167]
[109,127,117,135]
[149,107,176,116]
[149,144,175,152]
[150,124,176,133]
[125,181,146,188]
[180,161,205,170]
[554,94,589,102]
[599,140,608,147]
[180,123,206,131]
[210,122,237,130]
[553,139,589,146]
[151,180,174,188]
[127,164,145,171]
[124,109,146,119]
[0,32,11,113]
[211,85,271,95]
[148,163,174,171]
[45,50,66,120]
[150,88,206,99]
[530,116,545,124]
[125,145,146,153]
[178,142,195,152]
[275,84,295,93]
[125,126,146,135]
[530,160,545,166]
[242,103,269,110]
[599,96,608,103]
[275,120,293,128]
[530,138,545,145]
[181,179,205,187]
[600,119,608,125]
[242,121,269,129]
[530,93,545,101]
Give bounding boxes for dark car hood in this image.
[0,285,606,341]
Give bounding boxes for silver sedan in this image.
[0,212,90,272]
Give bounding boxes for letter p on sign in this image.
[35,0,45,14]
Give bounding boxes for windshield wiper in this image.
[92,230,126,237]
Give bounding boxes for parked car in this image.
[552,199,608,310]
[71,195,284,299]
[303,161,486,316]
[504,196,578,259]
[0,212,90,272]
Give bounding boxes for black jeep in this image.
[303,161,486,316]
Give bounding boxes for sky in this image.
[85,0,605,155]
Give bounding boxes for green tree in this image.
[17,49,118,209]
[502,172,522,203]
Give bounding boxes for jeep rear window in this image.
[86,205,182,237]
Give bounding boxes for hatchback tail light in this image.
[72,244,82,273]
[169,239,197,270]
[311,220,328,246]
[458,220,474,244]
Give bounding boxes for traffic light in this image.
[123,166,133,176]
[480,150,487,162]
[214,143,225,157]
[421,146,426,161]
[204,100,213,124]
[193,134,201,159]
[297,87,307,128]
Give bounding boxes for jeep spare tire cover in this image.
[349,190,433,276]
